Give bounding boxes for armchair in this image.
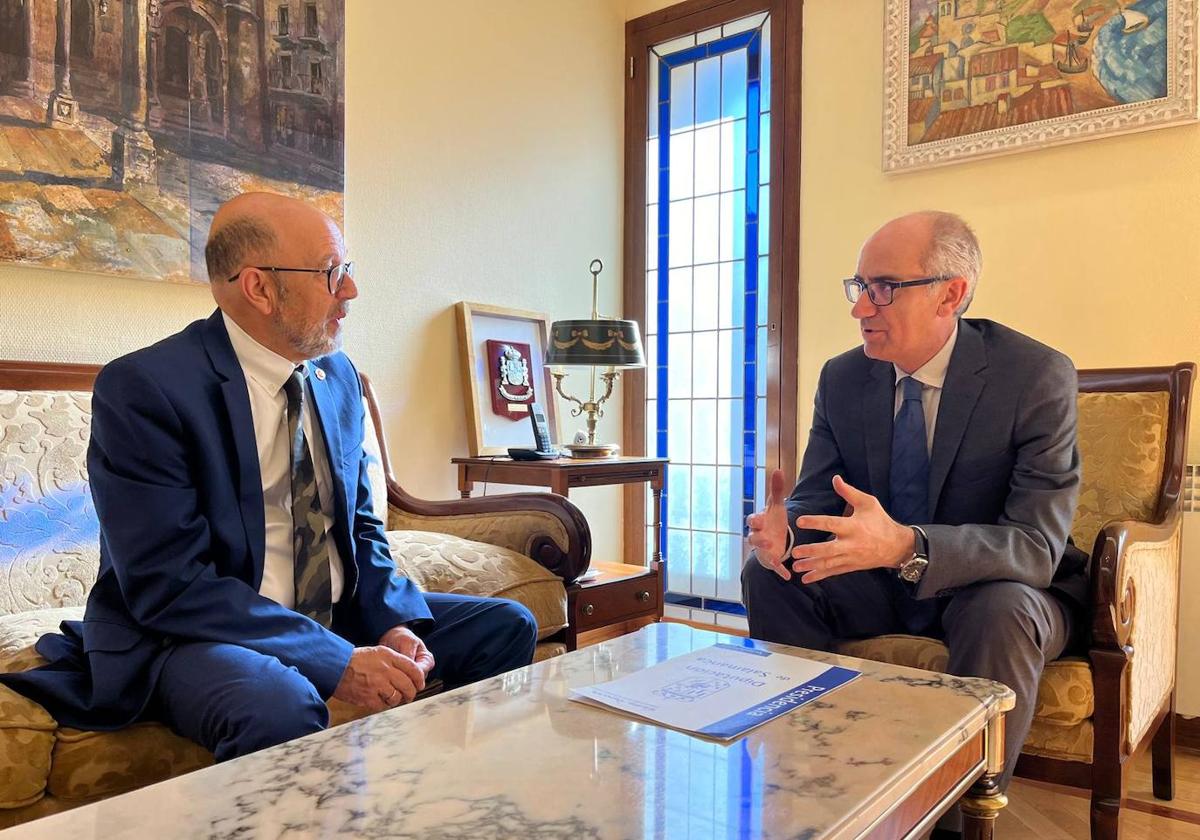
[839,363,1194,840]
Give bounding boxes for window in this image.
[625,0,799,624]
[305,3,319,38]
[280,54,293,88]
[310,61,322,94]
[277,5,289,36]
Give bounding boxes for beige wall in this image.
[0,0,629,564]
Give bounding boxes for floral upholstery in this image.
[386,530,568,640]
[1071,391,1167,551]
[0,390,98,617]
[1023,718,1094,763]
[0,385,575,825]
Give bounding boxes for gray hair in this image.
[919,211,981,317]
[204,217,277,283]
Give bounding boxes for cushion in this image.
[837,635,1094,726]
[49,724,212,801]
[386,530,568,640]
[0,390,100,618]
[1072,390,1168,551]
[1023,718,1094,763]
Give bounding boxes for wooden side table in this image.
[451,455,667,569]
[566,561,661,650]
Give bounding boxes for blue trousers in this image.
[153,593,536,762]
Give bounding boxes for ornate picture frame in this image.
[455,302,561,457]
[884,0,1198,173]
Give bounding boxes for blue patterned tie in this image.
[284,367,333,628]
[889,376,929,526]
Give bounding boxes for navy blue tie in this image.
[889,376,929,526]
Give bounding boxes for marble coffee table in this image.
[2,623,1014,839]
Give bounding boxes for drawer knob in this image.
[638,590,650,602]
[584,604,595,616]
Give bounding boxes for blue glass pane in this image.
[669,132,693,200]
[694,125,719,196]
[717,465,740,531]
[719,260,744,329]
[718,328,744,398]
[693,194,719,265]
[757,328,767,398]
[756,397,766,463]
[719,190,745,261]
[692,529,716,597]
[692,466,716,532]
[692,399,716,464]
[720,119,745,192]
[669,268,692,333]
[666,528,691,593]
[759,113,770,185]
[668,333,692,398]
[668,200,693,268]
[717,533,744,602]
[721,50,747,120]
[667,467,691,529]
[668,399,691,463]
[717,399,742,466]
[646,211,657,273]
[758,184,770,255]
[693,330,717,399]
[670,64,694,132]
[693,263,718,331]
[696,56,720,125]
[758,256,769,326]
[761,17,772,105]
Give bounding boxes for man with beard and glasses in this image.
[1,192,537,760]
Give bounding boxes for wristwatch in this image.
[898,525,929,584]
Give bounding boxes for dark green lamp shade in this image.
[545,319,646,368]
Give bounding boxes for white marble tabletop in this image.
[4,623,1014,839]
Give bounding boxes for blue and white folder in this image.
[570,641,860,741]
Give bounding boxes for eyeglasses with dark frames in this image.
[842,274,950,307]
[226,262,354,296]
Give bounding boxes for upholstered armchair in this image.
[840,363,1193,840]
[0,361,590,828]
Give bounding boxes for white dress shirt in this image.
[223,313,344,607]
[893,323,959,455]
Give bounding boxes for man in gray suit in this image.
[742,211,1088,809]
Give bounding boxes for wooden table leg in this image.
[458,465,472,499]
[961,713,1008,840]
[651,471,664,603]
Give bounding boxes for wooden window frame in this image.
[621,0,802,574]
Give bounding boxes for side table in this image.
[451,456,667,569]
[566,561,661,650]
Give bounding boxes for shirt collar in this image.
[894,321,959,390]
[222,312,300,396]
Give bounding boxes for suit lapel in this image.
[200,311,266,585]
[927,321,988,516]
[863,361,895,510]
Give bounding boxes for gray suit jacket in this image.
[786,318,1089,609]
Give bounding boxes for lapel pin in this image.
[314,368,326,381]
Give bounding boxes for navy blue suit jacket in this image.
[3,311,431,730]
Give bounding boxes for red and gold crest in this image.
[485,340,535,420]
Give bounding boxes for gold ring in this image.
[386,688,398,703]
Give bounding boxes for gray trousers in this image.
[741,560,1074,791]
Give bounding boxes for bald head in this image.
[205,192,340,284]
[865,211,981,317]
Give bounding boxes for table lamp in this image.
[546,259,645,458]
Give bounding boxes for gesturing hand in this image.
[788,475,914,584]
[332,645,427,711]
[746,469,794,580]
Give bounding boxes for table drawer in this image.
[573,574,660,631]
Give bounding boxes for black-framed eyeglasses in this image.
[226,261,354,296]
[842,274,949,307]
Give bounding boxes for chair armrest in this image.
[385,478,592,583]
[1090,509,1182,753]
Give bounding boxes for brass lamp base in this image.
[564,443,620,459]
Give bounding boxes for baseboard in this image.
[1179,713,1200,753]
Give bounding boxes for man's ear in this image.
[937,276,968,317]
[240,268,277,316]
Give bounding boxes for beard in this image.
[272,280,347,359]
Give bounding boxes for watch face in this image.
[899,556,928,583]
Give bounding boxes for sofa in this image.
[0,360,591,828]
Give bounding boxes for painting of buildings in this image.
[0,0,344,283]
[901,0,1176,150]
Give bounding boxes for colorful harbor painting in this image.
[884,0,1196,171]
